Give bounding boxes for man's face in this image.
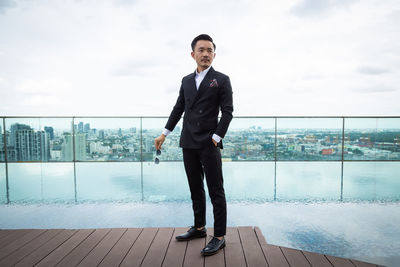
[191,40,216,72]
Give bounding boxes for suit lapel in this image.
[184,73,197,105]
[190,67,215,109]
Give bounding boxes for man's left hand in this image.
[212,138,218,147]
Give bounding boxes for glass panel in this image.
[276,162,341,200]
[73,118,141,161]
[143,161,275,202]
[141,117,183,162]
[224,162,275,201]
[0,163,6,203]
[344,118,400,160]
[143,161,188,201]
[5,117,73,162]
[75,162,141,202]
[277,118,343,161]
[222,117,275,161]
[343,162,400,201]
[8,163,75,203]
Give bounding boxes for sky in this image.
[0,0,399,117]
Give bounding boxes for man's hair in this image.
[191,34,216,51]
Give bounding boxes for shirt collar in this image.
[195,65,212,77]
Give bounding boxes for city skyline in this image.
[1,119,399,162]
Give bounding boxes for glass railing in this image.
[1,116,399,204]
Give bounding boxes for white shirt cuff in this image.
[162,128,171,136]
[212,134,222,143]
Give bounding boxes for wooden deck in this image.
[0,227,382,267]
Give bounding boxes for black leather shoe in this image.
[201,236,226,256]
[176,226,207,241]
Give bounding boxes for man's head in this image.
[191,34,216,72]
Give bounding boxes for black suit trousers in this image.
[182,143,227,237]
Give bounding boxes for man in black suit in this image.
[154,34,233,256]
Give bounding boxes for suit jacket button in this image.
[199,110,203,114]
[197,122,200,126]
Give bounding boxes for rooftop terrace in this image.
[0,227,382,267]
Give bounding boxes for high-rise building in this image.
[44,126,54,140]
[84,123,90,133]
[98,130,105,139]
[78,122,84,133]
[0,125,3,146]
[75,133,86,161]
[61,133,86,161]
[61,133,73,161]
[145,139,153,152]
[10,123,30,149]
[0,125,3,161]
[11,124,50,161]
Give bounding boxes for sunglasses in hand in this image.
[155,149,161,164]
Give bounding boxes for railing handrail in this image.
[0,115,400,118]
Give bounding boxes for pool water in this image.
[0,201,399,267]
[1,162,400,266]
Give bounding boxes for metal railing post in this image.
[274,117,277,201]
[72,117,77,203]
[3,118,10,204]
[140,117,144,202]
[341,117,345,201]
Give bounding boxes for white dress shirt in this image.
[162,66,222,143]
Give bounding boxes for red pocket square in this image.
[209,78,218,87]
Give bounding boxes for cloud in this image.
[290,0,356,17]
[111,60,161,76]
[0,0,16,14]
[356,66,391,75]
[351,84,397,94]
[16,78,71,96]
[112,0,138,7]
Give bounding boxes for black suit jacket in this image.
[165,67,233,149]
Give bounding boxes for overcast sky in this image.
[0,0,399,117]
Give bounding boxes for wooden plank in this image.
[162,228,188,267]
[280,247,311,267]
[77,228,127,266]
[255,226,267,244]
[56,228,111,267]
[119,227,158,267]
[302,250,333,267]
[0,229,45,261]
[260,244,290,267]
[238,226,268,267]
[0,229,63,266]
[0,229,30,248]
[326,255,357,267]
[141,227,174,267]
[98,228,142,267]
[35,229,94,267]
[0,229,14,241]
[224,227,246,267]
[183,229,206,267]
[14,229,78,267]
[351,259,379,267]
[204,228,225,267]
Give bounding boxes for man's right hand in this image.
[154,134,166,150]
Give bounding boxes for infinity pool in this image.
[0,202,399,267]
[1,162,399,266]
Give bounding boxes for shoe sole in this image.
[176,233,207,241]
[201,242,226,256]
